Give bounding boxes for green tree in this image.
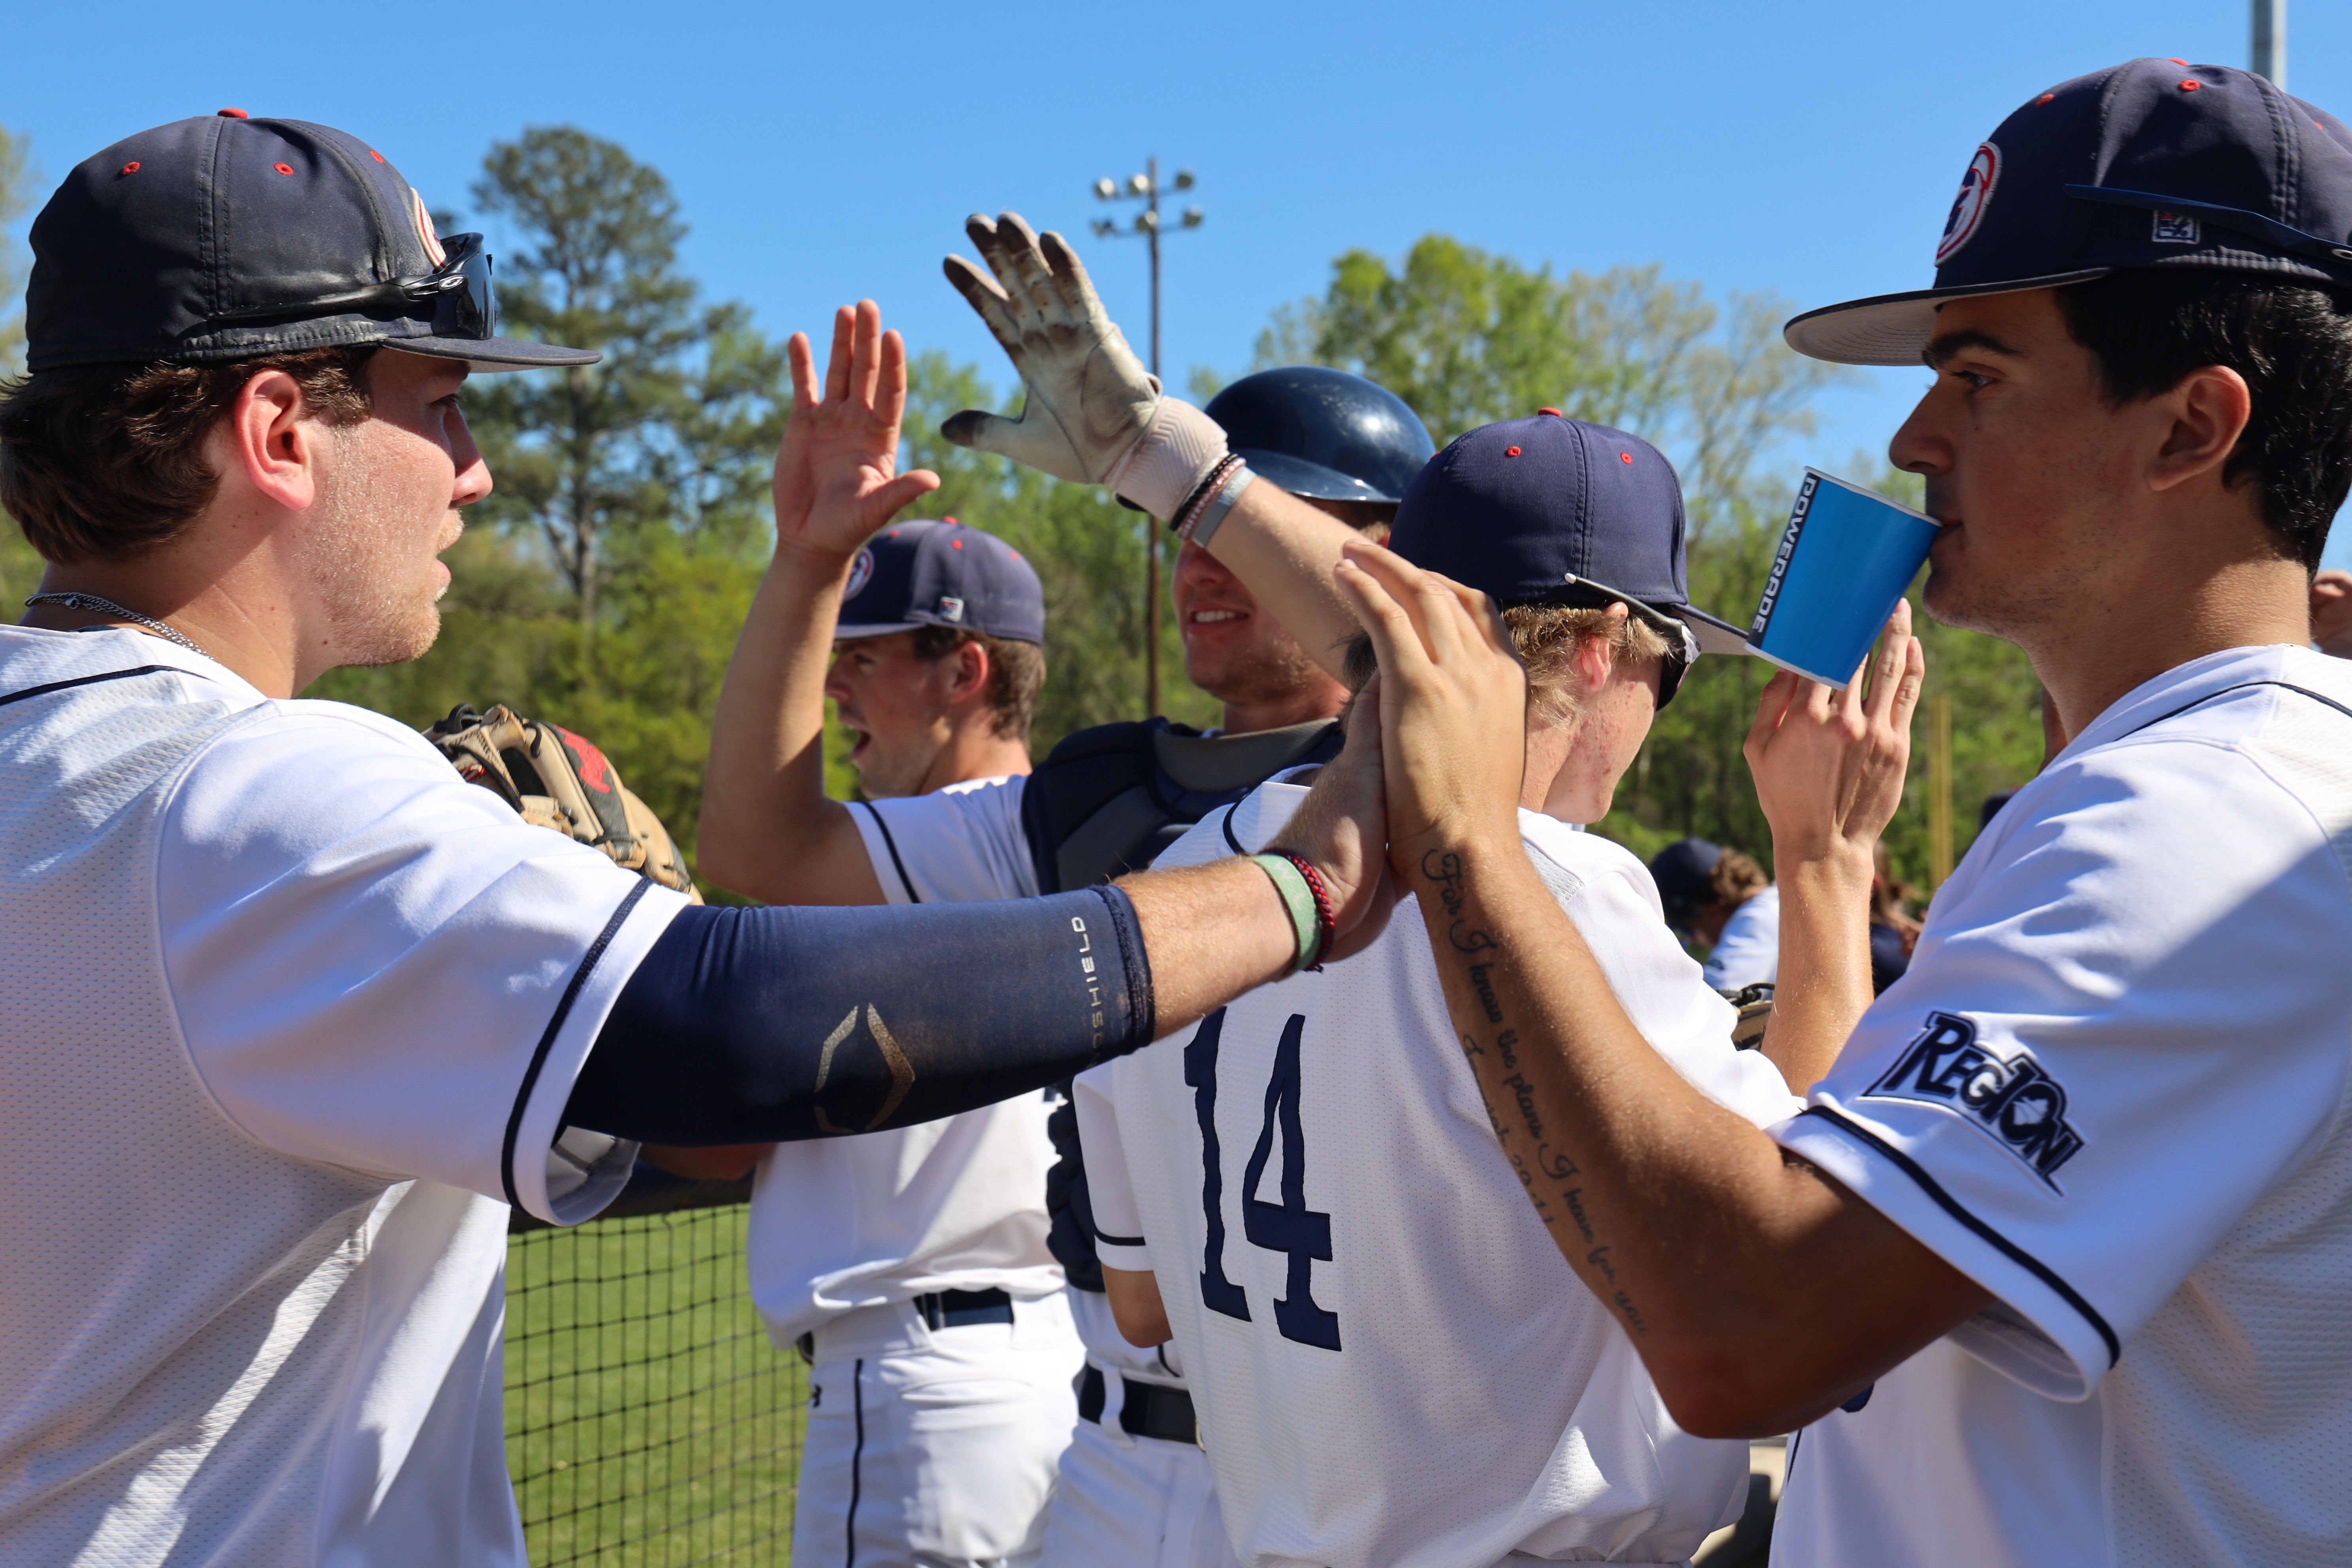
[461,127,785,623]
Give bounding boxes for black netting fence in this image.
[505,1173,805,1565]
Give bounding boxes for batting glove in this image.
[942,212,1229,520]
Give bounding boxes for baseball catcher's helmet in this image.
[1205,366,1435,505]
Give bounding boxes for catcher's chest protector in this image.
[1017,716,1344,895]
[1026,714,1341,1292]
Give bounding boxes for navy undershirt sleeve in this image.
[565,885,1154,1145]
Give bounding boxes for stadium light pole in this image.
[1092,158,1203,718]
[2252,0,2286,88]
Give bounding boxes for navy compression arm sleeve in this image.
[565,886,1154,1145]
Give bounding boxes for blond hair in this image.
[1502,604,1673,726]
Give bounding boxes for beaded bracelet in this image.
[1269,849,1338,970]
[1185,466,1255,549]
[1170,454,1246,543]
[1248,853,1325,972]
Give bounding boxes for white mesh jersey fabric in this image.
[1081,784,1794,1568]
[0,627,670,1566]
[747,773,1062,1345]
[1773,644,2352,1567]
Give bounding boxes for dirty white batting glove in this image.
[941,212,1229,520]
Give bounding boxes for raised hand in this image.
[941,213,1226,519]
[1743,599,1925,866]
[773,300,940,566]
[1329,539,1530,878]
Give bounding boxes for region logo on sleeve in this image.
[1935,144,2001,265]
[1863,1011,2084,1187]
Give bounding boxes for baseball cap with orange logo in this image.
[23,110,596,373]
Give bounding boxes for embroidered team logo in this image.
[937,595,966,623]
[843,547,875,601]
[412,188,446,269]
[1936,144,2001,266]
[2152,210,2201,245]
[1864,1011,2085,1187]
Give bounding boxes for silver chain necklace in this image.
[25,592,214,662]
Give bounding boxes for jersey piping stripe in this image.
[858,801,922,903]
[1797,1104,2122,1367]
[2122,678,2352,737]
[845,1359,867,1567]
[1093,1227,1145,1247]
[0,663,178,710]
[499,878,654,1209]
[1220,804,1247,856]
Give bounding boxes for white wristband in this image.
[1188,468,1256,549]
[1105,397,1230,521]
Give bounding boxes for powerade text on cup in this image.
[1746,470,1940,687]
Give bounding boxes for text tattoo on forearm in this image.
[1420,848,1648,1338]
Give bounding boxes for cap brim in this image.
[1781,268,2112,365]
[833,619,928,641]
[1668,605,1755,657]
[382,335,601,372]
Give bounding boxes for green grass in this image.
[505,1205,807,1566]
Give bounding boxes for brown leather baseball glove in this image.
[423,703,699,901]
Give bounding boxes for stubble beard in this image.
[1188,629,1325,713]
[304,443,455,670]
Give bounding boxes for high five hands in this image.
[773,300,941,566]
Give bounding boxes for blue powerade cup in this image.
[1746,470,1940,687]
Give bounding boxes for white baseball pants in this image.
[792,1290,1083,1568]
[1036,1362,1240,1568]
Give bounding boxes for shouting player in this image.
[691,510,1083,1568]
[1342,58,2352,1566]
[1072,414,1908,1566]
[0,117,1387,1565]
[697,295,1431,1565]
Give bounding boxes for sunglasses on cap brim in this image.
[208,232,496,339]
[1539,574,1702,710]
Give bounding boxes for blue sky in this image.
[8,0,2350,561]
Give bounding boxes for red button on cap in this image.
[1536,406,1563,418]
[217,107,249,119]
[1504,446,1523,457]
[272,163,293,176]
[120,161,140,176]
[2167,57,2188,66]
[2180,80,2202,92]
[1619,452,1634,464]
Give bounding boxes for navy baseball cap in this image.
[1649,838,1723,930]
[1788,59,2352,365]
[1387,412,1752,677]
[838,519,1046,644]
[24,111,597,373]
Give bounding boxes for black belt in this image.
[915,1287,1014,1330]
[794,1287,1016,1360]
[1077,1363,1198,1445]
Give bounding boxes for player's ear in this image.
[946,638,992,707]
[212,368,321,514]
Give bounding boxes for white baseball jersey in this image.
[747,776,1060,1343]
[0,627,684,1566]
[1079,782,1799,1568]
[1703,884,1779,990]
[1770,644,2352,1566]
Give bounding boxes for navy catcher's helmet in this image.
[1205,367,1434,505]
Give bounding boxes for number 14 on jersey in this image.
[1183,1007,1342,1351]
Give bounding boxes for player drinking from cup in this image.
[1339,58,2352,1566]
[0,116,1389,1566]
